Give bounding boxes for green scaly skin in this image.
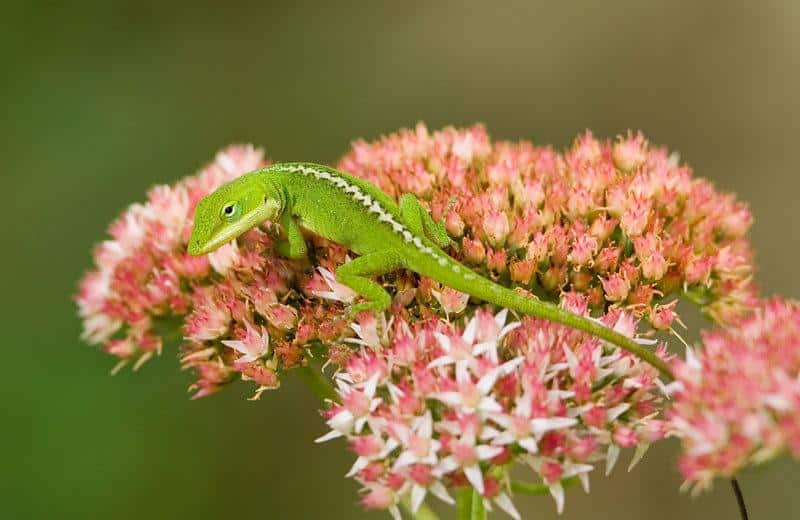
[188,162,671,378]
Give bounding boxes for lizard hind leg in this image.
[398,193,452,249]
[335,251,404,317]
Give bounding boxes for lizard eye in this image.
[221,202,238,219]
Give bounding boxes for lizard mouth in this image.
[188,223,245,255]
[188,202,280,256]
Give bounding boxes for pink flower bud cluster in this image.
[76,147,264,343]
[74,125,774,516]
[317,304,669,517]
[668,298,800,492]
[339,125,757,327]
[75,145,311,397]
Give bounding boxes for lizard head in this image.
[188,170,282,256]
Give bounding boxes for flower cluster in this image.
[75,145,307,397]
[339,125,756,326]
[318,305,668,518]
[76,146,265,345]
[668,298,800,491]
[77,125,758,400]
[75,124,773,517]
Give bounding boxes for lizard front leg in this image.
[335,251,404,317]
[398,193,452,249]
[275,211,308,259]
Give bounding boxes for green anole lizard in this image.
[188,162,670,377]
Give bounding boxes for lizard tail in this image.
[410,254,672,379]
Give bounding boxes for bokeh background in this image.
[3,1,799,518]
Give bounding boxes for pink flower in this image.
[207,242,240,275]
[612,131,648,172]
[620,195,651,237]
[432,286,470,316]
[221,321,269,363]
[509,259,536,285]
[668,298,800,492]
[393,412,441,469]
[262,303,298,331]
[184,298,230,341]
[601,273,631,303]
[568,232,598,268]
[487,394,578,454]
[347,312,388,349]
[445,210,466,237]
[307,266,358,303]
[360,484,401,520]
[483,211,510,247]
[437,422,504,494]
[633,233,669,281]
[316,375,382,442]
[462,237,486,264]
[650,301,679,330]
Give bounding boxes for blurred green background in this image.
[3,1,798,518]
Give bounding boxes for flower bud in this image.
[483,210,510,247]
[486,249,508,273]
[601,273,630,302]
[444,210,465,237]
[613,131,648,172]
[509,259,536,285]
[462,236,486,264]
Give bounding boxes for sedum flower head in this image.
[75,145,296,395]
[75,124,767,516]
[339,124,757,326]
[668,298,800,492]
[317,307,669,517]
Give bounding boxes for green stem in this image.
[456,488,486,520]
[730,478,749,520]
[294,363,337,402]
[456,489,471,520]
[470,489,486,520]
